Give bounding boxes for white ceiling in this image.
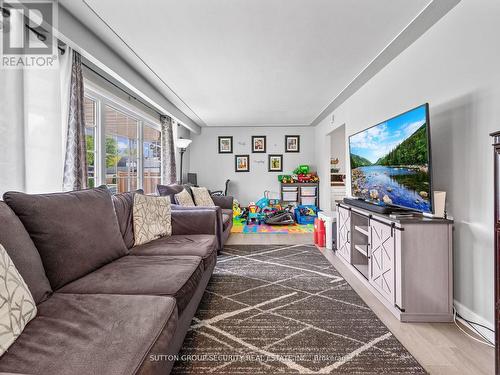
[66,0,433,127]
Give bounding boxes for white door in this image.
[369,219,395,303]
[336,206,351,263]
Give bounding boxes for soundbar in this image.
[342,197,395,214]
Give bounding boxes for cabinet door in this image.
[336,206,351,262]
[369,220,395,303]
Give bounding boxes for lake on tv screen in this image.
[349,105,431,212]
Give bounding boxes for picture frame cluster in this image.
[218,135,300,172]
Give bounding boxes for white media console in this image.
[336,202,454,322]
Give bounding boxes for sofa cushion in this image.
[133,194,172,246]
[0,202,52,304]
[112,190,143,249]
[58,255,204,313]
[131,234,217,270]
[0,293,177,375]
[0,243,37,355]
[157,184,184,203]
[3,187,128,290]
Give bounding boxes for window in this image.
[104,105,139,194]
[83,85,162,194]
[143,126,161,194]
[84,97,97,188]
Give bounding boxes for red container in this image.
[317,219,326,247]
[313,218,319,244]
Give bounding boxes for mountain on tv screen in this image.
[349,104,432,213]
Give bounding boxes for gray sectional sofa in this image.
[157,184,233,250]
[0,186,218,375]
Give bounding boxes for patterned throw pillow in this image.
[191,187,215,207]
[133,194,172,246]
[174,189,195,207]
[0,243,37,355]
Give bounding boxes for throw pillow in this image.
[0,243,37,355]
[174,189,195,207]
[191,187,215,207]
[133,194,172,246]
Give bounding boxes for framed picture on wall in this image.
[268,154,283,172]
[218,136,233,153]
[252,136,266,153]
[235,155,250,172]
[285,135,300,152]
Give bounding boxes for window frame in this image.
[84,81,161,193]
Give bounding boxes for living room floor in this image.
[225,233,493,375]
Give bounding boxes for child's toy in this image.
[256,191,270,209]
[294,205,318,225]
[264,205,296,225]
[232,199,242,219]
[246,202,262,225]
[293,165,310,175]
[297,172,319,183]
[240,207,249,221]
[279,175,294,184]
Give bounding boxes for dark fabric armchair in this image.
[157,184,233,251]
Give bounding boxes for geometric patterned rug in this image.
[231,221,314,234]
[171,244,427,374]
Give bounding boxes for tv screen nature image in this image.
[349,105,431,213]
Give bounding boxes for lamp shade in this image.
[176,138,192,149]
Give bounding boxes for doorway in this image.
[329,124,346,210]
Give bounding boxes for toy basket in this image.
[294,205,318,225]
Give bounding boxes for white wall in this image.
[0,11,65,195]
[315,0,500,336]
[330,125,346,173]
[189,127,315,205]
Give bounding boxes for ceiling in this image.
[63,0,434,127]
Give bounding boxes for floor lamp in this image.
[176,138,192,184]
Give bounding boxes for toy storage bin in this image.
[301,196,317,206]
[282,186,298,192]
[283,192,298,201]
[300,186,317,196]
[294,205,318,225]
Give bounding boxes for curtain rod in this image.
[1,4,171,122]
[82,61,163,119]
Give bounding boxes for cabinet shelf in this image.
[354,225,369,237]
[354,244,369,257]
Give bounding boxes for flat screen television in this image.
[348,103,432,213]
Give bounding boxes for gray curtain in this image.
[63,51,87,191]
[160,115,177,184]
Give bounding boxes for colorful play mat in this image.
[231,219,314,234]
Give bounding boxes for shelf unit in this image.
[336,202,454,322]
[330,172,345,187]
[280,182,319,206]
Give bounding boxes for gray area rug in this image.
[172,244,427,374]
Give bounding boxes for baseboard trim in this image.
[453,299,494,344]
